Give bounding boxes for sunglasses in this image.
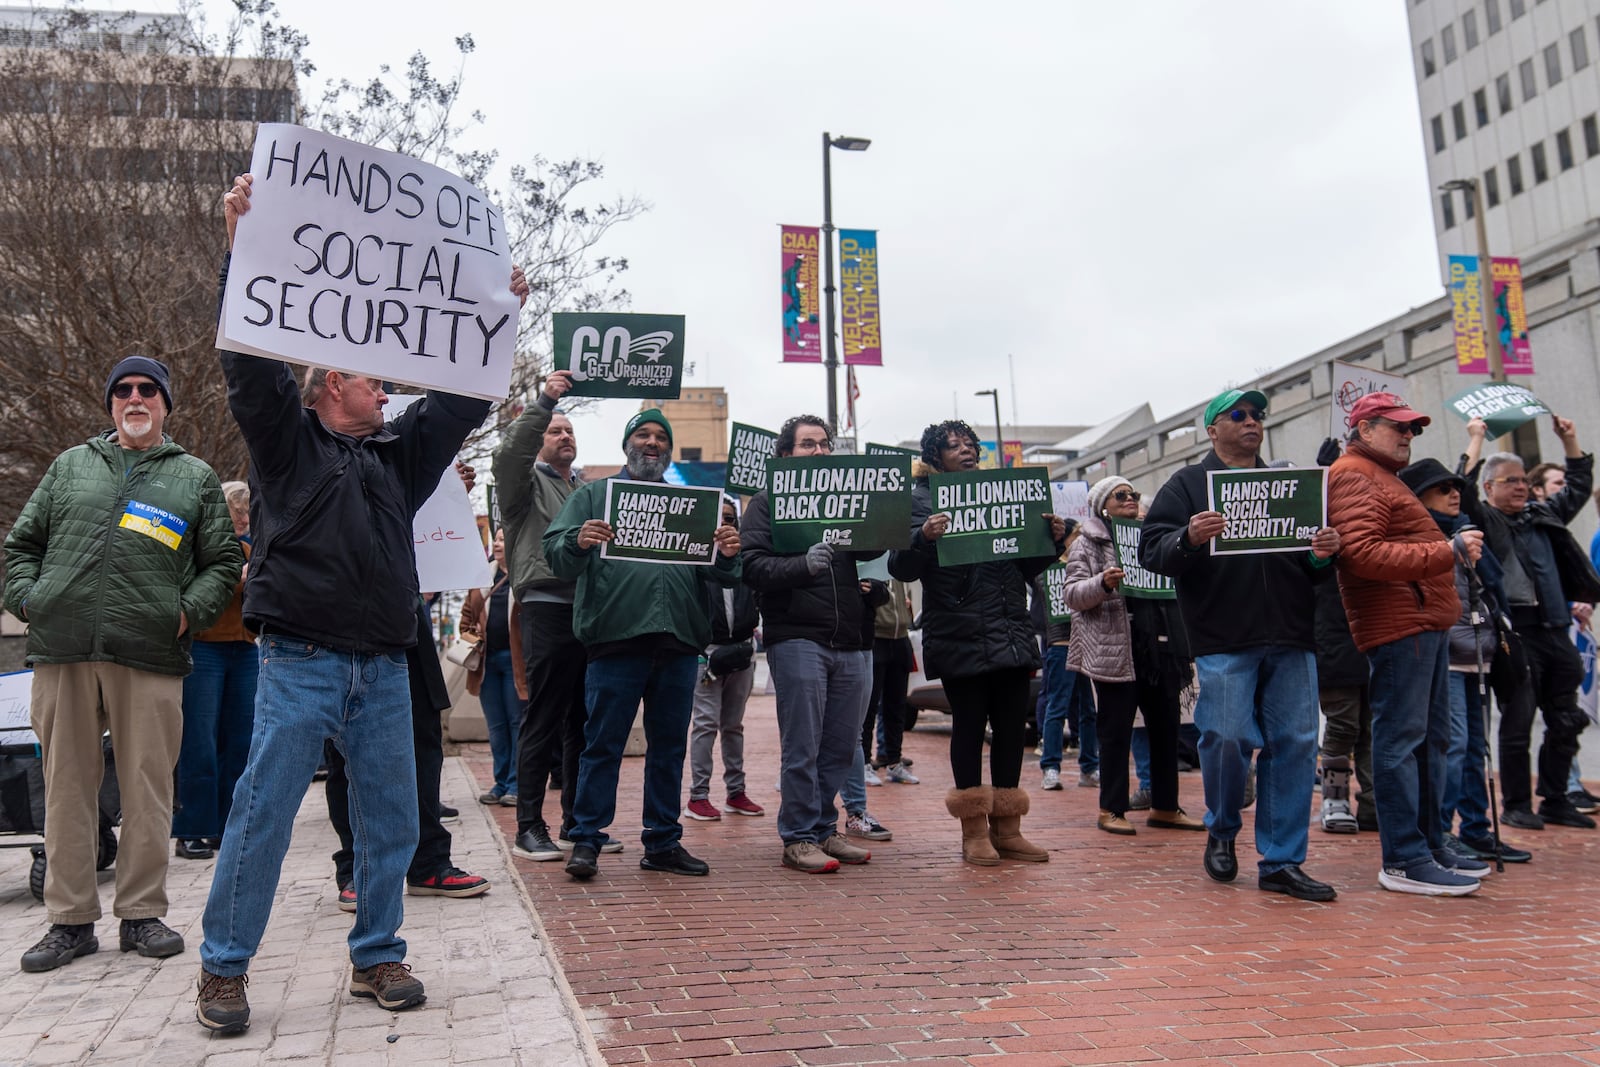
[1376,417,1425,437]
[1225,408,1266,424]
[112,382,161,400]
[1111,489,1141,503]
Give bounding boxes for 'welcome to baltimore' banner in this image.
[932,467,1056,566]
[769,455,912,553]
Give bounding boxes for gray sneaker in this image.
[1127,788,1152,811]
[1077,770,1100,788]
[782,841,840,873]
[818,834,871,864]
[1041,768,1063,790]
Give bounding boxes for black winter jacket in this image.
[1140,450,1332,657]
[889,470,1060,680]
[740,490,878,651]
[703,581,759,646]
[217,256,490,652]
[1312,578,1368,689]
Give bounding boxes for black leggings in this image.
[943,666,1033,790]
[1093,676,1181,816]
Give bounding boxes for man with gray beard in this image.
[542,409,743,880]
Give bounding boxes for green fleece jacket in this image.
[543,477,740,649]
[3,433,243,676]
[491,394,579,600]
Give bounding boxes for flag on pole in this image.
[846,366,860,431]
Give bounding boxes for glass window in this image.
[1496,73,1513,114]
[1464,192,1476,220]
[1443,26,1458,63]
[1509,0,1526,17]
[1431,115,1447,152]
[1464,11,1480,49]
[1520,58,1538,100]
[1452,102,1468,140]
[1584,114,1599,157]
[1484,166,1501,207]
[1532,141,1549,182]
[1545,43,1563,86]
[1487,0,1502,34]
[1442,192,1457,229]
[1474,88,1490,127]
[1508,154,1524,194]
[1575,28,1591,71]
[1557,128,1574,170]
[1422,39,1437,77]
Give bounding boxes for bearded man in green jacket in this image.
[4,356,241,973]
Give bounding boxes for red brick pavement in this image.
[468,693,1600,1065]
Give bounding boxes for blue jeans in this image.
[1194,646,1317,875]
[174,640,258,839]
[768,640,871,844]
[568,650,697,855]
[1131,722,1200,791]
[1038,645,1073,771]
[201,637,415,975]
[1368,631,1452,868]
[840,744,868,816]
[478,648,523,797]
[1444,671,1491,840]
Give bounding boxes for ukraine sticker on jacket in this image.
[931,466,1056,566]
[119,500,188,550]
[1205,467,1326,555]
[601,480,721,566]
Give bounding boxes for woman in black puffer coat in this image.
[890,420,1066,866]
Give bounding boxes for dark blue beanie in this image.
[104,355,173,414]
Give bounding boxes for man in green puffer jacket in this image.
[3,355,242,974]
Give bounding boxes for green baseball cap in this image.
[1203,388,1269,427]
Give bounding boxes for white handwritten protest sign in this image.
[0,671,37,749]
[387,394,494,591]
[1051,480,1090,523]
[218,124,520,401]
[1331,361,1406,437]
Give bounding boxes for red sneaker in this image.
[405,867,490,898]
[724,793,765,817]
[685,798,722,821]
[337,886,357,913]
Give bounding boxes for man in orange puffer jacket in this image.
[1328,393,1486,898]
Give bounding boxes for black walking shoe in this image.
[1259,865,1337,901]
[565,843,599,880]
[20,924,97,973]
[120,917,185,958]
[1500,806,1545,830]
[196,968,250,1034]
[639,845,710,876]
[1536,799,1596,829]
[1459,834,1532,863]
[174,838,214,860]
[1203,834,1237,883]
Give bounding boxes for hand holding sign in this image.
[1102,566,1124,591]
[542,369,574,402]
[715,522,741,558]
[578,519,614,549]
[1046,514,1067,542]
[1186,511,1226,547]
[224,172,252,248]
[1454,528,1484,564]
[921,512,950,541]
[1310,526,1341,559]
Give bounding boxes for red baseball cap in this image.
[1346,392,1431,429]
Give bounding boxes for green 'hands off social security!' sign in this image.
[1205,467,1326,556]
[725,422,777,496]
[931,467,1057,566]
[1107,518,1175,599]
[601,480,721,565]
[769,455,913,553]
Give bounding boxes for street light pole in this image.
[1442,178,1506,383]
[976,388,1003,468]
[821,131,870,434]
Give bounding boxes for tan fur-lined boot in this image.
[945,786,999,866]
[989,787,1050,862]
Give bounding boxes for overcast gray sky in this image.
[172,0,1441,457]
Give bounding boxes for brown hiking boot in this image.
[196,968,250,1034]
[350,961,426,1011]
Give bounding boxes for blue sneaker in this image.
[1436,838,1492,878]
[1378,860,1479,896]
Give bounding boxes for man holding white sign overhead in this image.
[1141,389,1342,903]
[543,410,742,882]
[196,173,528,1035]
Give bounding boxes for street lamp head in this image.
[974,388,996,398]
[830,135,872,151]
[1439,178,1475,192]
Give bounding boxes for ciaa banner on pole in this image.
[218,124,521,401]
[839,228,882,366]
[781,225,821,362]
[387,394,494,592]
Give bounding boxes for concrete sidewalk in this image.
[0,757,600,1066]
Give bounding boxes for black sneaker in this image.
[20,924,97,973]
[174,838,214,860]
[513,829,564,862]
[639,845,710,876]
[437,804,460,822]
[565,843,599,880]
[1458,833,1533,864]
[350,961,426,1010]
[119,917,184,958]
[1567,789,1600,814]
[196,968,250,1034]
[1501,806,1544,830]
[1536,799,1596,829]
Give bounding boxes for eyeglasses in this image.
[112,382,161,400]
[1376,417,1425,437]
[1489,475,1529,486]
[1111,489,1141,503]
[1225,408,1266,424]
